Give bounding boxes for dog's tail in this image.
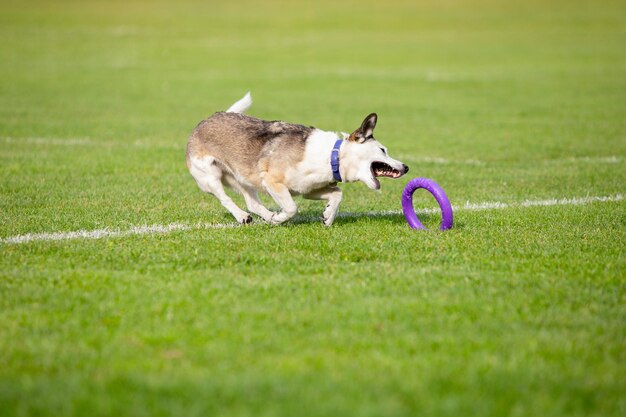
[226,92,253,114]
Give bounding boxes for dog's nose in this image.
[403,164,409,173]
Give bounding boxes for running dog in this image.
[185,93,409,226]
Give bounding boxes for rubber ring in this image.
[402,178,453,230]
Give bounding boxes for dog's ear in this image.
[361,113,377,138]
[348,113,378,143]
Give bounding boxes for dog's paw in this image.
[269,215,284,225]
[239,214,253,225]
[269,211,293,225]
[322,204,337,226]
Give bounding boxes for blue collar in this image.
[331,139,343,182]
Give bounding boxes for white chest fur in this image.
[284,129,338,194]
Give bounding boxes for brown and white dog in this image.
[185,93,409,226]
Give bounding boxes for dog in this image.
[185,92,409,226]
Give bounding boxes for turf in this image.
[1,0,625,416]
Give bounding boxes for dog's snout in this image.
[403,164,409,174]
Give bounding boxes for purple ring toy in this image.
[402,178,453,230]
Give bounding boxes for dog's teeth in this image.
[373,166,404,178]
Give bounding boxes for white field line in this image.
[397,155,486,165]
[397,155,623,165]
[0,137,180,149]
[1,223,237,245]
[1,194,623,245]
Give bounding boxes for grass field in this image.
[1,0,625,415]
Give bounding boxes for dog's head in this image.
[341,113,409,190]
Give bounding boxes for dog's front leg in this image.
[304,185,342,226]
[263,179,298,225]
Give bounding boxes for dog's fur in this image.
[185,92,408,226]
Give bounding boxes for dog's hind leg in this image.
[189,156,252,224]
[242,190,275,223]
[303,185,342,226]
[223,176,274,223]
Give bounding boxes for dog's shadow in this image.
[292,210,438,227]
[219,210,462,229]
[297,211,464,229]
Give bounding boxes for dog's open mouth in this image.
[371,161,403,179]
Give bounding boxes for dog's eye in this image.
[379,147,387,155]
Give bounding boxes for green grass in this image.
[1,0,625,416]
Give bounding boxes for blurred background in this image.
[2,0,624,159]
